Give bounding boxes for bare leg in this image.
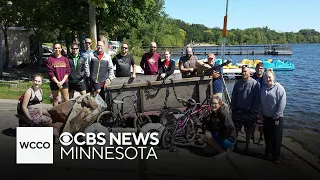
[204,131,225,153]
[259,126,264,145]
[69,91,74,99]
[79,90,87,95]
[51,90,59,106]
[245,126,255,151]
[60,88,69,102]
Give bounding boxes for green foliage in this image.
[0,82,51,104]
[172,20,320,45]
[9,0,320,59]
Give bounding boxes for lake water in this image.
[172,44,320,133]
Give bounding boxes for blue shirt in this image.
[252,73,267,89]
[212,64,223,93]
[81,49,95,61]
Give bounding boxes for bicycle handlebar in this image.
[121,91,138,103]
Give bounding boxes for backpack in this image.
[17,88,42,116]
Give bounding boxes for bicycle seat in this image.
[113,100,124,104]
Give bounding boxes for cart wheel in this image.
[134,113,152,129]
[97,111,116,128]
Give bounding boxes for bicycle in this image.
[159,96,211,128]
[96,91,152,129]
[160,98,212,149]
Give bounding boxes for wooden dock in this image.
[143,44,292,56]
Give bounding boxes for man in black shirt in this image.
[112,42,136,78]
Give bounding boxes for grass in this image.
[0,81,52,104]
[43,43,67,50]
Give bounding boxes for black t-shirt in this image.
[112,53,135,77]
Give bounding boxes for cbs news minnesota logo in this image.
[16,127,53,164]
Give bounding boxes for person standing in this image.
[112,42,136,78]
[158,50,175,80]
[196,53,223,99]
[47,42,71,106]
[67,43,87,99]
[259,69,286,164]
[231,65,260,153]
[85,41,114,101]
[140,42,161,75]
[81,38,95,92]
[179,47,198,78]
[251,62,267,145]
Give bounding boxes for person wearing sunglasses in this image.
[231,65,260,153]
[112,42,136,78]
[67,43,87,99]
[81,38,95,92]
[140,42,161,75]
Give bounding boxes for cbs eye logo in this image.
[59,132,73,146]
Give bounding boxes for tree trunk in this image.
[78,31,85,52]
[65,33,71,56]
[89,3,97,50]
[2,28,9,70]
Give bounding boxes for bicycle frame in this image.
[111,92,140,125]
[169,103,211,143]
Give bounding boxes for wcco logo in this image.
[19,141,51,149]
[16,127,53,164]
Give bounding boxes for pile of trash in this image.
[48,93,107,134]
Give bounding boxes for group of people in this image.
[19,40,286,164]
[202,62,286,164]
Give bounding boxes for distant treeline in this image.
[172,19,320,45]
[4,0,319,59]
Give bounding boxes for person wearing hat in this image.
[196,53,223,99]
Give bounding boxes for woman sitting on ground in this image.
[204,95,237,158]
[20,74,61,135]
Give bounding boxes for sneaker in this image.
[272,156,281,164]
[214,152,227,159]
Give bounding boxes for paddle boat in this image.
[237,59,295,71]
[263,59,295,71]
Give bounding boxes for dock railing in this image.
[142,44,292,56]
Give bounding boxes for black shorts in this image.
[50,81,69,90]
[232,110,256,131]
[69,82,86,92]
[91,83,104,91]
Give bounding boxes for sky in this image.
[164,0,320,33]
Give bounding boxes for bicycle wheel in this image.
[134,113,152,129]
[185,120,197,143]
[159,108,182,127]
[160,125,175,149]
[97,111,116,128]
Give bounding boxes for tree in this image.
[0,0,17,71]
